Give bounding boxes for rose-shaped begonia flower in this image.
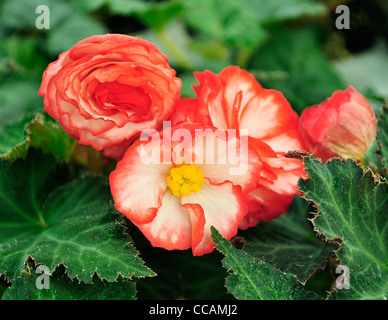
[39,34,181,160]
[299,86,377,162]
[109,123,262,255]
[170,66,306,229]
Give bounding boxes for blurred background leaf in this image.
[1,0,388,300]
[335,41,388,110]
[250,26,345,113]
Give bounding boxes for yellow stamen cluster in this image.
[167,164,204,197]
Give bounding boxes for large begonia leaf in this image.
[0,149,154,283]
[299,156,388,299]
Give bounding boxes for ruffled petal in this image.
[170,98,212,126]
[136,189,193,250]
[39,34,181,158]
[239,89,299,141]
[239,186,295,229]
[109,139,171,224]
[197,134,262,194]
[219,66,263,119]
[238,137,306,229]
[181,179,247,256]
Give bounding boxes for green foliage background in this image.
[0,0,388,300]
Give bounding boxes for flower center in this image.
[167,164,204,197]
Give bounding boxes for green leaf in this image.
[142,20,230,72]
[298,156,388,299]
[71,0,107,12]
[0,149,154,283]
[135,1,183,30]
[2,263,136,300]
[47,11,108,55]
[0,0,40,29]
[3,36,47,77]
[0,0,87,30]
[365,139,384,177]
[240,0,327,23]
[334,41,388,102]
[241,196,339,284]
[25,114,75,161]
[180,0,267,49]
[0,75,42,128]
[0,113,75,162]
[68,0,153,16]
[212,228,319,300]
[0,114,34,158]
[251,27,344,113]
[0,0,108,55]
[179,0,326,53]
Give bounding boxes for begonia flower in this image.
[170,66,306,228]
[110,123,262,255]
[39,34,181,160]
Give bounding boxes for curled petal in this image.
[136,190,193,251]
[181,179,247,256]
[109,139,171,224]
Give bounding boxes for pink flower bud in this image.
[299,86,377,162]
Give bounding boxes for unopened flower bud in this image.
[299,86,377,162]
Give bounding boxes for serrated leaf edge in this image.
[299,155,387,298]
